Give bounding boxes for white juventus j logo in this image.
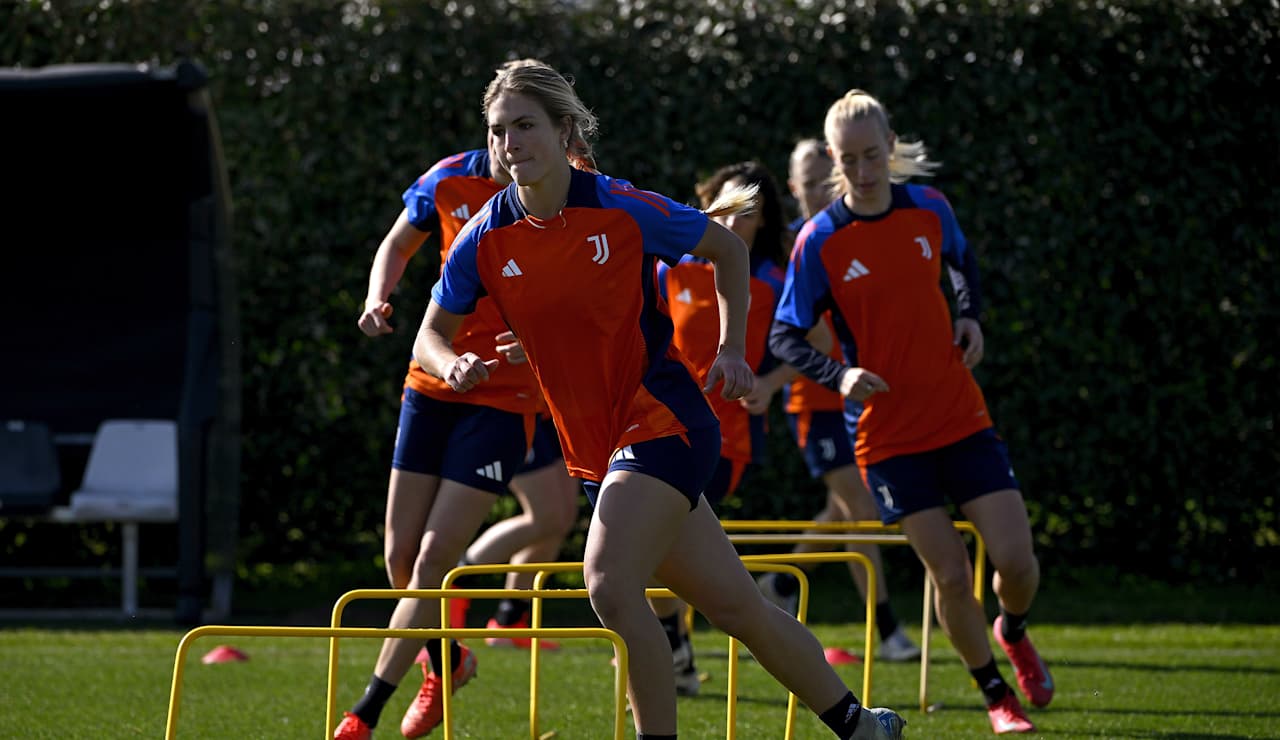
[587,233,611,264]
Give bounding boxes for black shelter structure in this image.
[0,61,239,624]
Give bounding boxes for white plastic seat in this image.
[59,419,179,615]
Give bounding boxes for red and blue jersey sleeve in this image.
[402,150,481,229]
[908,184,982,320]
[775,217,835,331]
[770,214,850,391]
[430,197,496,315]
[597,177,709,263]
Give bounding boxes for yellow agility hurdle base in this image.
[164,601,628,739]
[721,519,988,712]
[433,561,820,740]
[323,586,634,740]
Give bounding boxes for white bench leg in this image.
[122,522,139,617]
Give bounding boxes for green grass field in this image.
[2,572,1278,738]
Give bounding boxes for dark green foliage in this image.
[3,0,1276,589]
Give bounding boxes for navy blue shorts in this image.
[862,428,1020,524]
[582,425,721,511]
[788,409,856,478]
[703,456,749,509]
[517,416,563,475]
[392,387,529,494]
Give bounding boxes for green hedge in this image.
[3,0,1276,587]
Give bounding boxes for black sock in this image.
[494,598,530,626]
[1000,607,1029,642]
[636,734,677,739]
[773,572,800,597]
[424,639,464,676]
[970,658,1011,705]
[351,675,397,728]
[819,691,862,739]
[658,611,684,651]
[874,600,899,641]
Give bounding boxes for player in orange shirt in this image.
[771,90,1052,735]
[754,139,921,666]
[337,135,576,740]
[417,60,904,740]
[651,160,787,695]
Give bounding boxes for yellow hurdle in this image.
[326,585,638,740]
[435,561,815,740]
[165,620,627,740]
[721,519,987,711]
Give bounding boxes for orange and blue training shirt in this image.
[431,168,719,482]
[771,183,991,465]
[400,148,540,416]
[657,253,783,465]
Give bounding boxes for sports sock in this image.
[658,611,684,651]
[970,658,1011,705]
[773,572,800,597]
[819,691,863,739]
[874,600,900,641]
[494,598,530,626]
[424,638,464,676]
[351,675,397,728]
[1000,607,1029,642]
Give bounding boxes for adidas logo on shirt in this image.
[675,288,693,304]
[501,259,523,278]
[475,460,504,481]
[843,259,870,281]
[452,204,471,220]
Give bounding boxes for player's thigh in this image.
[652,497,764,622]
[824,463,879,520]
[900,506,973,590]
[419,478,500,570]
[585,470,691,595]
[508,462,577,531]
[385,469,441,566]
[959,488,1034,573]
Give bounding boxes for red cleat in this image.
[483,615,560,650]
[993,616,1054,707]
[400,644,477,738]
[332,711,371,740]
[987,691,1035,734]
[823,646,863,665]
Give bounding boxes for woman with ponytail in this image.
[413,60,905,740]
[772,89,1052,735]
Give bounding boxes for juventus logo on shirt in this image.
[587,233,611,264]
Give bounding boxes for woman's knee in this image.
[995,550,1040,589]
[929,561,976,602]
[385,543,418,589]
[410,536,464,587]
[585,572,644,627]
